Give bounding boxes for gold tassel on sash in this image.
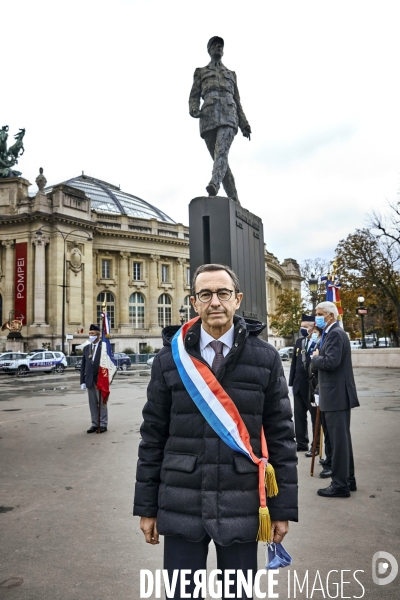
[257,506,272,542]
[265,463,279,498]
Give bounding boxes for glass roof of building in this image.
[54,175,175,223]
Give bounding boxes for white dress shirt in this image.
[91,341,100,360]
[199,324,234,366]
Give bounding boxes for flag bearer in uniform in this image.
[134,264,298,599]
[80,324,107,433]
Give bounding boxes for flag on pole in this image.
[320,274,344,326]
[96,311,117,403]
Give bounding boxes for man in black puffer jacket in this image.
[134,264,298,599]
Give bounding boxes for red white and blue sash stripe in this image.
[172,317,270,503]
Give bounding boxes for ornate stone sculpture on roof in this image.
[0,126,25,177]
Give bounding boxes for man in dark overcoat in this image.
[189,37,251,203]
[311,301,359,497]
[288,314,319,455]
[80,324,107,433]
[134,264,298,599]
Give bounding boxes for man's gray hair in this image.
[316,301,338,319]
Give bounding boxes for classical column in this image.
[148,254,160,332]
[1,240,14,323]
[176,257,187,322]
[32,234,50,325]
[119,251,130,328]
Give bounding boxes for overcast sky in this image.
[3,0,400,264]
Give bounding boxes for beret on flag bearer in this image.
[302,314,315,323]
[89,324,100,331]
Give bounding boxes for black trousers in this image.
[294,390,319,450]
[320,409,355,490]
[164,534,258,599]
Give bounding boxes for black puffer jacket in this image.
[133,316,298,545]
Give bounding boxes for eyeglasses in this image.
[195,288,235,303]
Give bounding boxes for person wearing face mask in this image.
[288,314,319,456]
[80,324,107,433]
[311,302,359,497]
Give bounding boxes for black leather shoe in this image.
[319,458,327,465]
[349,481,357,492]
[319,468,333,478]
[317,485,350,498]
[98,426,107,433]
[305,449,319,457]
[87,426,97,433]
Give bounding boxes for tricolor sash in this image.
[171,316,279,542]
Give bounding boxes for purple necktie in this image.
[209,340,225,372]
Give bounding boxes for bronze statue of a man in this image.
[189,36,251,204]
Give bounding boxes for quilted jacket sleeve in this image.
[262,350,298,522]
[133,351,172,517]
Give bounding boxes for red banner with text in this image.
[14,242,28,324]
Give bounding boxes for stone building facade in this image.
[0,173,301,353]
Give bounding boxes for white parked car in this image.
[350,340,362,350]
[147,356,155,368]
[278,346,294,361]
[2,351,67,375]
[0,352,27,371]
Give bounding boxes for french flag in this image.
[96,312,117,403]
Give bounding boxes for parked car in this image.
[3,351,67,375]
[113,352,132,370]
[0,352,27,373]
[350,340,362,350]
[378,337,392,347]
[278,346,294,361]
[147,356,155,368]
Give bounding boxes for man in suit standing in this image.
[311,301,359,497]
[289,314,319,456]
[189,36,252,203]
[80,324,107,433]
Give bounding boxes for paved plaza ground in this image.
[0,365,399,599]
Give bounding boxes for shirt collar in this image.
[208,59,223,69]
[200,324,234,351]
[325,321,337,334]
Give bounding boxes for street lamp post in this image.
[36,228,92,354]
[357,295,367,349]
[308,273,319,312]
[179,305,186,326]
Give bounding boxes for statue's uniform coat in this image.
[189,62,250,138]
[133,316,298,546]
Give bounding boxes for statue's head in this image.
[207,36,224,60]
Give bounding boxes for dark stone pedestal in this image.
[189,196,267,340]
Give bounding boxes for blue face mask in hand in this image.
[300,327,308,337]
[315,316,327,329]
[265,542,292,570]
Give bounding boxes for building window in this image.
[161,264,169,283]
[101,259,111,279]
[133,262,142,281]
[186,268,191,286]
[158,294,172,327]
[97,292,115,328]
[183,295,191,322]
[129,293,145,328]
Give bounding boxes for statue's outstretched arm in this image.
[233,73,251,137]
[189,68,202,118]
